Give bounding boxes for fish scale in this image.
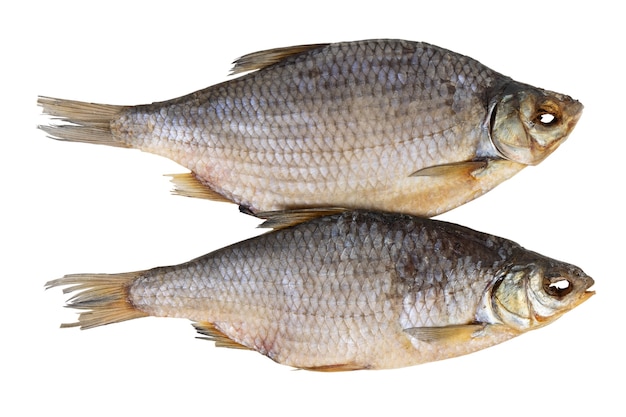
[47,211,593,370]
[38,39,582,216]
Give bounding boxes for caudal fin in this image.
[37,96,131,148]
[46,272,149,329]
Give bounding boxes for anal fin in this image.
[168,173,233,203]
[193,322,251,350]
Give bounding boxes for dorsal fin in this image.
[230,43,329,75]
[193,322,252,350]
[256,208,348,229]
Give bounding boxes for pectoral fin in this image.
[404,324,487,343]
[410,161,489,179]
[230,43,329,75]
[193,322,251,350]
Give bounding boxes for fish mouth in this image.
[534,286,595,325]
[580,289,595,302]
[575,277,595,306]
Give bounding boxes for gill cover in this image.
[489,85,583,165]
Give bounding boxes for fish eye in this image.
[535,112,557,126]
[543,277,573,298]
[533,101,561,127]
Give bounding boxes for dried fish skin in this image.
[38,39,583,216]
[47,211,594,370]
[489,85,583,164]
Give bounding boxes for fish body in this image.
[38,39,583,216]
[48,211,594,370]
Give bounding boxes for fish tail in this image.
[46,272,149,329]
[37,96,131,148]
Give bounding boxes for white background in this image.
[2,1,622,415]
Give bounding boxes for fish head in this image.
[491,255,594,332]
[489,86,583,165]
